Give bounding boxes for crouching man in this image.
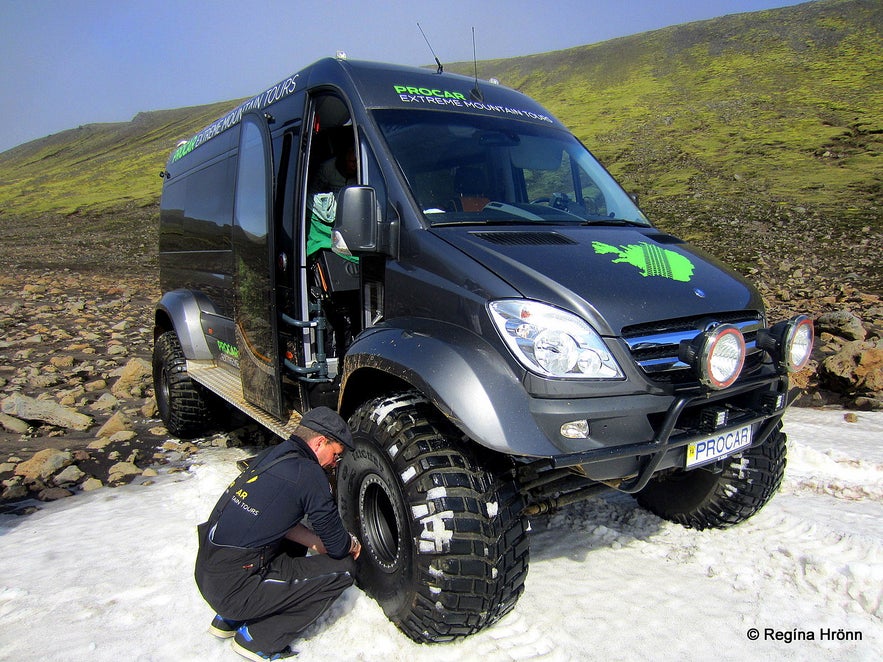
[195,407,361,661]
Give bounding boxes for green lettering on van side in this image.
[171,137,198,163]
[217,340,240,359]
[592,241,695,282]
[393,84,466,100]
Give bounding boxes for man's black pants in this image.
[195,524,355,652]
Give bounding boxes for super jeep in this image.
[154,57,813,643]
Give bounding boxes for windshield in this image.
[373,109,650,227]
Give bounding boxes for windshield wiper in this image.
[430,219,534,227]
[580,218,649,227]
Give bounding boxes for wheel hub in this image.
[358,474,402,571]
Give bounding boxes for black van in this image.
[154,56,813,642]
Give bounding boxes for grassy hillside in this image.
[451,0,882,216]
[0,101,237,216]
[0,0,879,287]
[0,101,241,272]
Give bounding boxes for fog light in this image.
[561,420,590,439]
[757,315,814,373]
[762,391,786,414]
[700,406,729,432]
[680,324,746,390]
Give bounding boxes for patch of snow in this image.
[0,409,880,660]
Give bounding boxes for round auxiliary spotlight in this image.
[680,324,746,390]
[782,315,814,372]
[757,315,815,373]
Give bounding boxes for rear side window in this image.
[234,120,270,239]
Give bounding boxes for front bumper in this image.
[530,373,790,493]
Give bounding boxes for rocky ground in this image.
[0,201,881,514]
[0,269,273,515]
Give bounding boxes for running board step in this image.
[186,360,302,440]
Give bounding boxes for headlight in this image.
[489,300,624,379]
[757,315,814,373]
[679,324,746,390]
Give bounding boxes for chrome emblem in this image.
[693,288,706,298]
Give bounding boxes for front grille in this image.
[622,312,766,385]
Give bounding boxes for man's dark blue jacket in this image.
[208,435,351,559]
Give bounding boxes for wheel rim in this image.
[359,474,401,570]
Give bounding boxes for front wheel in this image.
[337,392,529,643]
[635,425,787,529]
[152,330,212,438]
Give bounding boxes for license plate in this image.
[685,424,753,468]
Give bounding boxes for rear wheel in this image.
[635,425,787,529]
[152,330,212,438]
[337,392,529,643]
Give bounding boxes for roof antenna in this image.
[417,22,443,74]
[470,27,483,101]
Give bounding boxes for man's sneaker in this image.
[231,626,298,661]
[208,614,244,639]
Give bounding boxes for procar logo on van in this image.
[393,83,555,123]
[393,85,467,101]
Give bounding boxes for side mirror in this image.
[332,186,397,257]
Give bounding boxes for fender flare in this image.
[154,289,216,360]
[340,322,562,457]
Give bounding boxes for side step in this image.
[186,360,302,440]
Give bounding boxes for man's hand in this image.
[349,533,362,560]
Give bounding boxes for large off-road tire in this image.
[635,425,787,529]
[152,330,212,439]
[337,392,529,643]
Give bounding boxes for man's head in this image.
[298,407,354,469]
[337,146,357,179]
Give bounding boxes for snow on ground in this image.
[0,408,880,661]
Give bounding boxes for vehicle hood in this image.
[432,225,763,336]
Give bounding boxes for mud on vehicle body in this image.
[154,56,813,642]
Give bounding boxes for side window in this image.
[235,120,270,239]
[233,116,274,361]
[361,128,386,213]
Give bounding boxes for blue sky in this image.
[0,0,809,153]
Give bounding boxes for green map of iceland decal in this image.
[592,241,695,282]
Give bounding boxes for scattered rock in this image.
[2,483,29,500]
[111,358,151,398]
[0,413,30,434]
[89,393,119,411]
[1,393,92,431]
[53,464,85,486]
[817,310,867,342]
[84,379,108,392]
[95,411,132,438]
[108,461,142,483]
[81,477,104,492]
[819,341,883,397]
[37,487,73,501]
[801,310,883,410]
[86,437,114,450]
[14,449,73,481]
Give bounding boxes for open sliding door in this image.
[232,113,284,418]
